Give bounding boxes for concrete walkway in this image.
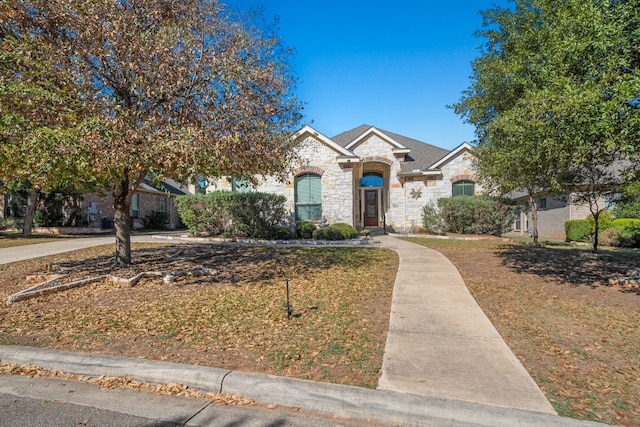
[377,235,555,414]
[0,234,160,265]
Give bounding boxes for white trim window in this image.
[295,173,322,221]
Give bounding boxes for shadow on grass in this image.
[496,243,640,291]
[50,243,376,285]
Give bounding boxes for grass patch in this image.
[0,232,67,248]
[0,243,398,389]
[403,236,640,426]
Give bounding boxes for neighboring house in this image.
[510,192,600,241]
[509,160,627,241]
[82,178,188,230]
[205,124,482,232]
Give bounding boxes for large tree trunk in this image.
[22,188,38,237]
[529,194,539,246]
[113,177,132,265]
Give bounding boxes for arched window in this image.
[295,173,322,221]
[452,180,475,197]
[359,172,384,187]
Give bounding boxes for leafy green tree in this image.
[454,0,639,246]
[613,180,640,219]
[0,33,96,236]
[1,0,303,264]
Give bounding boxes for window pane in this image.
[156,196,167,212]
[295,174,322,220]
[452,181,474,197]
[359,173,383,187]
[296,204,322,221]
[232,177,252,193]
[295,174,321,203]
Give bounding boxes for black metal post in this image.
[285,279,293,319]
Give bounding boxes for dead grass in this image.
[404,237,640,426]
[0,243,398,389]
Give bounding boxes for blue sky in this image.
[227,1,509,150]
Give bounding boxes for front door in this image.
[364,189,378,227]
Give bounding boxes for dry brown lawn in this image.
[0,243,398,389]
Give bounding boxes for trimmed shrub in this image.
[312,226,345,241]
[175,191,287,238]
[437,196,517,235]
[612,218,640,248]
[421,202,446,235]
[270,226,292,240]
[295,221,317,239]
[331,222,359,239]
[565,220,591,242]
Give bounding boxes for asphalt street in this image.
[0,375,376,427]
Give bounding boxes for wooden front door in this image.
[364,189,378,227]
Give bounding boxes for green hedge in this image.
[330,223,359,239]
[436,196,517,235]
[565,220,591,242]
[175,192,287,238]
[612,218,640,248]
[311,223,358,240]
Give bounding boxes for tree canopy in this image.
[1,0,303,263]
[454,0,640,245]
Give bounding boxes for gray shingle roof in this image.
[331,124,451,172]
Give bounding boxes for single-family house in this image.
[82,178,188,230]
[204,124,483,232]
[509,192,600,241]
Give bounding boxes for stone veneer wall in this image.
[209,135,482,231]
[352,136,482,231]
[211,135,355,226]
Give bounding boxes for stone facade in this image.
[209,125,483,231]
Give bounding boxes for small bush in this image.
[437,196,517,235]
[612,218,640,248]
[144,211,170,230]
[269,226,292,240]
[598,228,619,247]
[331,223,358,239]
[313,226,345,240]
[565,220,591,242]
[421,202,446,235]
[33,210,47,227]
[0,217,23,230]
[295,221,317,239]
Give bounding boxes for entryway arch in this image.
[358,161,391,228]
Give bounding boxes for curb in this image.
[0,346,607,427]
